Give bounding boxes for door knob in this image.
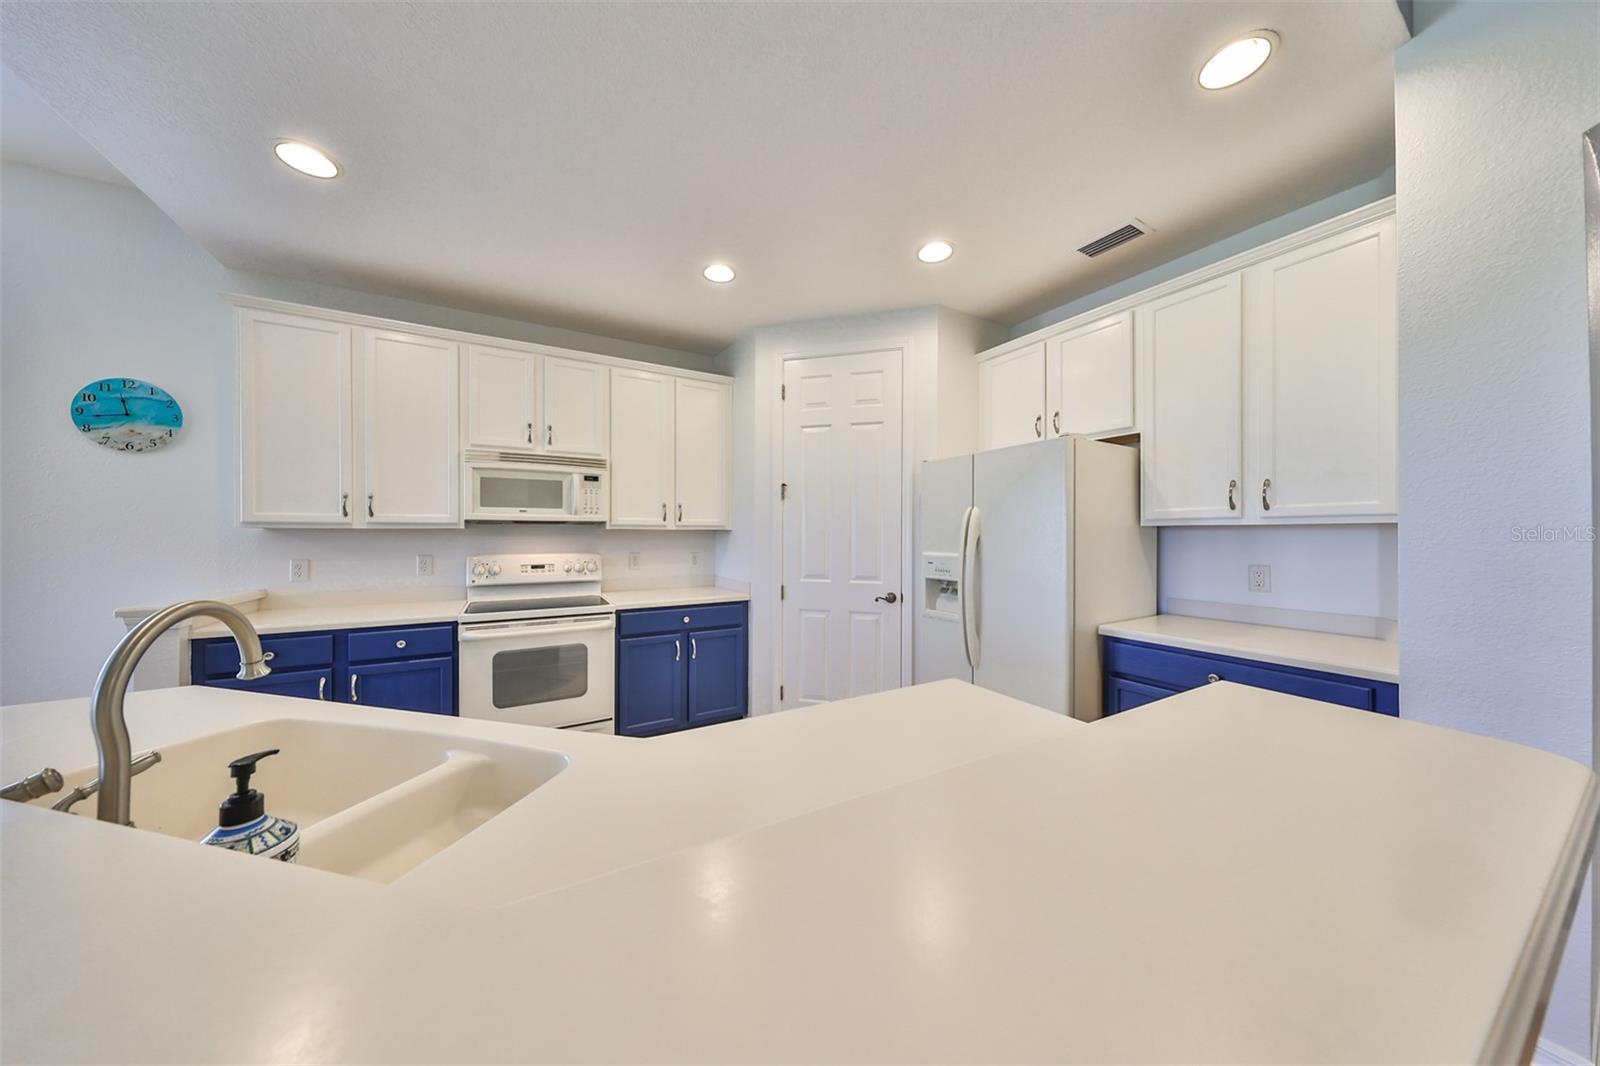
[875,592,899,604]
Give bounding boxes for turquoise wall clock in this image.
[70,378,183,453]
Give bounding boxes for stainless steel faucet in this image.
[91,600,270,825]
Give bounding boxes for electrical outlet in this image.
[627,551,641,571]
[415,554,434,577]
[1248,564,1271,594]
[690,551,700,568]
[290,559,310,583]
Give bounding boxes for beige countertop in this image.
[2,679,1592,1062]
[184,585,749,638]
[1099,613,1399,683]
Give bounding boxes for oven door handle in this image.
[458,619,615,642]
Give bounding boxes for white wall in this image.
[1158,526,1397,636]
[1396,2,1598,1057]
[0,160,718,706]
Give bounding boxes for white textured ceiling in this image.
[1,2,1405,353]
[0,63,128,186]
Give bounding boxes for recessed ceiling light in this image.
[274,140,341,179]
[1198,31,1277,90]
[703,263,736,284]
[917,240,955,264]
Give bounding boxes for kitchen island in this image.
[1,679,1593,1063]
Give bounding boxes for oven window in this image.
[479,474,564,511]
[491,645,588,708]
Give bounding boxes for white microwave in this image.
[464,452,607,522]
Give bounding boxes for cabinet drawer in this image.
[347,624,456,664]
[1102,638,1395,715]
[1104,675,1180,716]
[618,603,746,637]
[199,633,333,678]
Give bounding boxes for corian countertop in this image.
[184,585,749,637]
[1099,614,1400,683]
[2,680,1592,1063]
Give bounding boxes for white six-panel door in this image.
[609,367,675,528]
[1137,274,1244,521]
[977,341,1046,450]
[359,329,460,526]
[1245,216,1398,520]
[781,350,903,708]
[465,345,538,450]
[1046,309,1135,438]
[238,309,353,526]
[674,378,733,529]
[542,355,608,457]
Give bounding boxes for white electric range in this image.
[457,553,616,733]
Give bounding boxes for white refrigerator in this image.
[914,435,1156,720]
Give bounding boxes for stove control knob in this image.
[471,562,487,579]
[584,560,598,574]
[490,562,502,576]
[563,560,574,573]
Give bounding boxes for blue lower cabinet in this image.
[212,666,334,702]
[1102,636,1398,718]
[191,623,458,716]
[617,632,688,736]
[350,657,455,716]
[617,603,748,738]
[687,626,747,726]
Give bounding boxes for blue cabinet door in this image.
[687,626,747,726]
[617,632,687,737]
[211,666,334,703]
[349,657,455,716]
[1104,675,1180,716]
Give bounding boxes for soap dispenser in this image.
[200,749,300,862]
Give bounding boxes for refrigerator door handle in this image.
[959,505,981,670]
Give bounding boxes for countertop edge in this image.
[1098,616,1400,684]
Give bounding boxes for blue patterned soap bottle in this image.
[200,749,300,862]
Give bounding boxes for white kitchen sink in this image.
[28,718,568,883]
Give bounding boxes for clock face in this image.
[70,378,183,453]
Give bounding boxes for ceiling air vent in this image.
[1076,219,1150,258]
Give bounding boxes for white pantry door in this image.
[781,350,903,708]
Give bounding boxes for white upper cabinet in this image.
[465,344,538,451]
[673,378,733,529]
[609,367,675,528]
[1045,310,1135,438]
[1244,216,1397,520]
[977,342,1047,450]
[238,309,353,526]
[1137,274,1244,522]
[359,329,460,527]
[542,355,608,457]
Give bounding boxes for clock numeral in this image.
[80,392,98,403]
[121,379,138,388]
[78,423,92,433]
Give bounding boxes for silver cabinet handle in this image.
[1261,478,1272,511]
[318,675,328,701]
[691,637,698,660]
[1227,479,1238,511]
[263,650,276,662]
[340,492,349,517]
[662,502,668,523]
[1052,411,1061,435]
[395,639,406,649]
[1034,415,1042,438]
[674,639,681,662]
[1206,673,1222,684]
[526,422,533,444]
[547,424,553,447]
[350,673,359,703]
[367,492,374,518]
[678,503,684,522]
[874,592,899,604]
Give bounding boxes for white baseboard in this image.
[1535,1037,1592,1066]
